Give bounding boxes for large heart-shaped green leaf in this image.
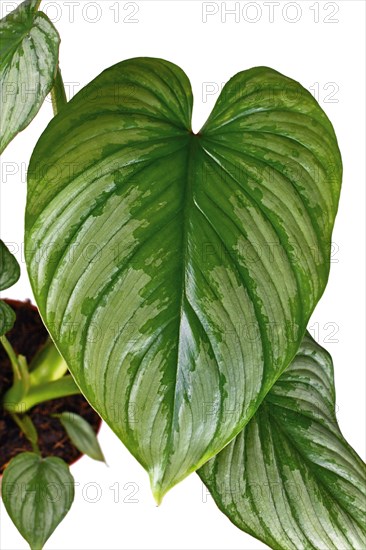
[25,58,342,500]
[1,452,74,550]
[0,0,60,153]
[199,334,366,550]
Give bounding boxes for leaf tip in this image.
[152,486,164,507]
[96,452,107,464]
[149,471,167,506]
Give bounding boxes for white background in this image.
[0,1,365,549]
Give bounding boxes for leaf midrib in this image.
[0,8,34,68]
[268,403,366,532]
[160,133,197,484]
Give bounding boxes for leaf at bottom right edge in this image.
[198,332,366,550]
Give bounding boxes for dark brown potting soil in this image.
[0,299,101,473]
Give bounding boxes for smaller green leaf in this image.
[0,240,20,290]
[0,0,60,153]
[199,334,366,550]
[0,300,16,335]
[1,452,74,550]
[55,411,105,462]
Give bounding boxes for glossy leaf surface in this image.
[0,240,21,334]
[25,58,342,499]
[0,0,60,153]
[0,240,20,290]
[55,411,105,462]
[1,452,74,550]
[0,299,16,335]
[199,334,366,550]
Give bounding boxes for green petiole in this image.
[50,66,67,115]
[1,335,80,416]
[0,334,22,381]
[3,375,81,414]
[29,338,69,385]
[10,413,40,455]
